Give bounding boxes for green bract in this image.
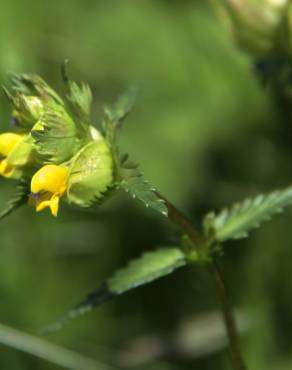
[12,96,44,129]
[31,103,80,164]
[4,74,63,129]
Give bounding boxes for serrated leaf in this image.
[0,180,30,221]
[66,81,92,121]
[108,247,186,293]
[9,73,63,105]
[205,185,292,242]
[102,86,137,140]
[101,87,137,181]
[8,74,31,95]
[108,86,137,127]
[62,61,92,139]
[44,247,185,333]
[119,162,168,216]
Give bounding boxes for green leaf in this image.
[106,85,137,128]
[67,81,92,126]
[45,247,185,333]
[8,74,32,95]
[205,185,292,242]
[101,87,137,172]
[119,161,168,216]
[0,180,30,221]
[108,247,186,293]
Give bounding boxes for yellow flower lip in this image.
[0,133,23,178]
[30,164,69,217]
[0,159,16,178]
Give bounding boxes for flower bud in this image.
[280,2,292,55]
[12,96,44,128]
[5,73,64,130]
[222,0,288,56]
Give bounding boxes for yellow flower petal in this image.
[30,165,68,217]
[34,193,52,212]
[0,133,23,157]
[36,200,51,212]
[31,165,68,195]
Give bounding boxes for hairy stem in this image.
[161,196,248,370]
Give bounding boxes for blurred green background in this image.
[1,0,292,369]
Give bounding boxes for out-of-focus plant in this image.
[3,57,292,370]
[216,0,289,56]
[216,0,292,111]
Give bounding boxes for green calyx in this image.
[66,135,114,207]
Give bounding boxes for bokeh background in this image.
[0,0,291,369]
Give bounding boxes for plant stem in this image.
[0,321,115,370]
[158,193,202,247]
[209,261,247,370]
[161,195,248,370]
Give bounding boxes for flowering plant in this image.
[0,66,166,219]
[3,54,292,370]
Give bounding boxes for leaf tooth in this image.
[206,185,292,242]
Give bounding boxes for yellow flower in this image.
[30,164,69,217]
[0,133,23,177]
